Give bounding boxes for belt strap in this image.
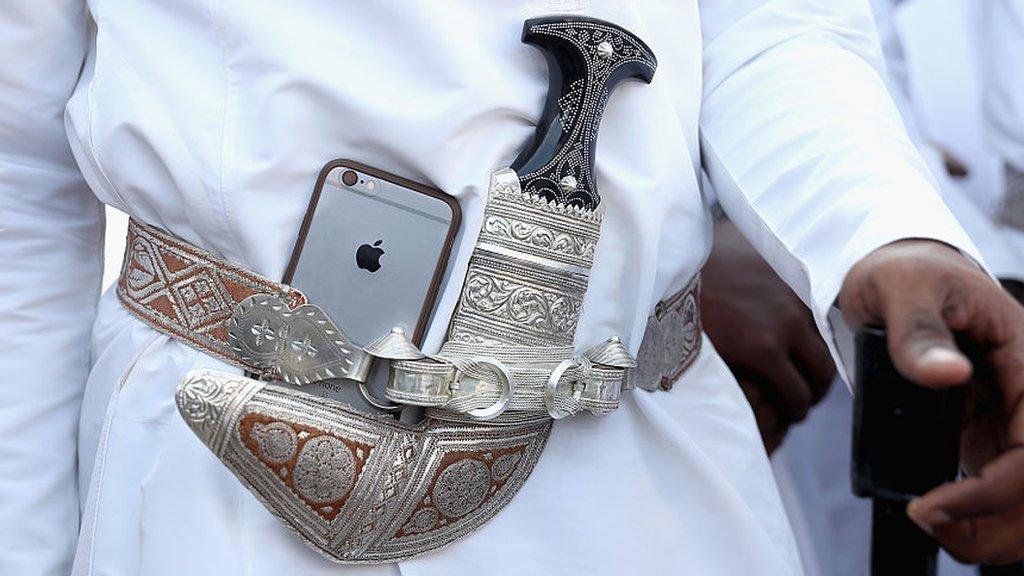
[118,219,306,369]
[118,218,702,392]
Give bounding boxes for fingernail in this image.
[920,347,966,366]
[907,499,952,536]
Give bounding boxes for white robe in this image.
[0,2,981,575]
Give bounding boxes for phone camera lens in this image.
[341,170,358,186]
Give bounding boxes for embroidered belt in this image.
[117,219,307,367]
[119,218,701,407]
[115,16,702,564]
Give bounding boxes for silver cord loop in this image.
[544,359,578,420]
[464,358,515,421]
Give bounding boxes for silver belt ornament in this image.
[177,16,658,564]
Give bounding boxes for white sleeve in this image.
[698,0,983,380]
[0,3,102,575]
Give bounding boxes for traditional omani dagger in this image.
[177,16,658,564]
[385,16,658,420]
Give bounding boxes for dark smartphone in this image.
[852,326,964,502]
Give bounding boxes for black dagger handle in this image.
[512,16,657,211]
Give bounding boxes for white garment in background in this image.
[772,1,1024,575]
[977,0,1024,263]
[978,0,1024,175]
[0,2,982,575]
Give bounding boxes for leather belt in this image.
[118,218,703,394]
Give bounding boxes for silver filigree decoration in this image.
[252,421,299,464]
[175,372,257,452]
[176,368,553,563]
[293,436,357,504]
[432,459,491,518]
[586,336,637,368]
[482,215,596,260]
[229,294,372,385]
[517,19,657,209]
[460,273,581,336]
[401,508,440,535]
[489,453,522,482]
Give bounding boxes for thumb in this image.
[886,306,973,388]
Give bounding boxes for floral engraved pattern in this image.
[175,373,247,448]
[432,459,491,519]
[182,370,553,561]
[462,273,580,334]
[400,508,440,535]
[293,436,358,504]
[251,421,299,464]
[489,452,522,482]
[483,216,596,260]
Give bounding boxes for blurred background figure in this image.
[702,0,1024,574]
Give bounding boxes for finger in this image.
[885,306,973,388]
[909,447,1024,527]
[986,343,1024,446]
[758,357,814,423]
[915,508,1024,565]
[737,377,765,407]
[752,400,782,439]
[738,377,782,441]
[764,424,789,455]
[790,324,837,403]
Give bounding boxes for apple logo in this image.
[356,239,385,273]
